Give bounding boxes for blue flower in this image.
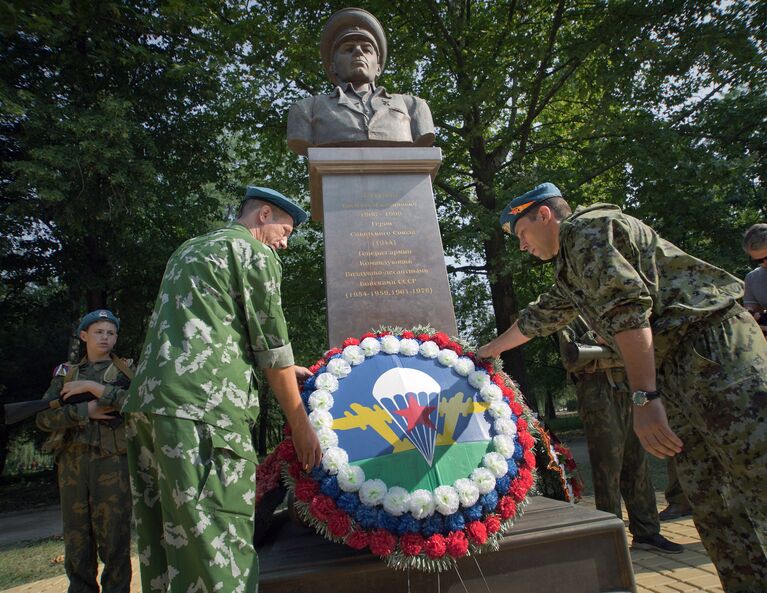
[510,414,518,423]
[319,476,341,499]
[513,442,524,460]
[336,492,360,514]
[304,375,317,391]
[480,491,498,511]
[444,512,466,532]
[377,509,400,532]
[495,475,511,494]
[506,460,519,478]
[310,467,327,481]
[463,503,483,522]
[329,353,343,360]
[421,514,444,536]
[397,513,421,534]
[355,506,378,529]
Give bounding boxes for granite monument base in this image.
[259,496,636,593]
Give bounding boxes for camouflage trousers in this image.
[660,310,767,593]
[664,457,690,508]
[126,413,259,593]
[57,445,132,593]
[574,372,659,537]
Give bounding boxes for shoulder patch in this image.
[53,363,70,377]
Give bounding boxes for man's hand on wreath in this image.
[295,365,313,390]
[292,420,322,471]
[633,399,683,459]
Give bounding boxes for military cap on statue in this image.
[243,186,309,227]
[77,309,120,334]
[320,7,388,85]
[500,182,562,234]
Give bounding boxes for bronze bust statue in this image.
[287,7,436,157]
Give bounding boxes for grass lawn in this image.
[0,471,59,514]
[0,537,66,590]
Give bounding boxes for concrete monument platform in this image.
[258,496,636,593]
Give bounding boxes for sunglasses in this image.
[750,256,767,265]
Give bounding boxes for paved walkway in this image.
[0,494,723,593]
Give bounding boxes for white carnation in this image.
[419,341,440,358]
[471,467,497,494]
[494,417,517,437]
[437,349,459,367]
[309,409,334,430]
[337,464,365,492]
[359,479,387,506]
[321,446,348,475]
[383,486,410,516]
[468,370,491,389]
[326,358,352,378]
[479,383,503,403]
[315,427,339,450]
[453,478,480,508]
[342,345,365,365]
[360,337,381,357]
[315,372,339,393]
[408,489,435,519]
[453,357,476,376]
[380,335,401,354]
[308,389,334,411]
[488,401,512,420]
[492,434,516,459]
[398,338,420,356]
[483,452,509,477]
[433,485,460,515]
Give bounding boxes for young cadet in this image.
[37,309,133,593]
[478,183,767,593]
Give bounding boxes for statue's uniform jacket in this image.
[287,85,435,156]
[519,204,767,592]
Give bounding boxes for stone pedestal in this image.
[259,496,636,593]
[307,147,457,346]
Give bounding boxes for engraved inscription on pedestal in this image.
[320,167,457,345]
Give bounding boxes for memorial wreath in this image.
[258,329,542,572]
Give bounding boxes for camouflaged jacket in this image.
[36,358,133,458]
[519,204,744,365]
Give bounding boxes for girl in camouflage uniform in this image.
[37,309,133,593]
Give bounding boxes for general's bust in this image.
[287,7,435,157]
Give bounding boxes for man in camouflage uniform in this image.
[122,186,322,593]
[479,183,767,593]
[559,317,681,552]
[37,309,133,593]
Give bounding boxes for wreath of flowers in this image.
[270,330,537,572]
[530,419,583,503]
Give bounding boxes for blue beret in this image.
[243,186,309,227]
[499,182,562,234]
[78,309,120,334]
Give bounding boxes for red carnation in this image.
[484,514,501,534]
[324,347,342,358]
[498,495,517,520]
[446,531,469,558]
[466,521,488,545]
[360,332,376,340]
[518,431,535,450]
[345,529,370,550]
[523,450,536,470]
[376,331,392,337]
[327,511,351,537]
[287,461,302,480]
[400,532,425,556]
[308,363,321,374]
[432,332,450,348]
[275,439,296,462]
[509,476,531,503]
[520,468,535,489]
[369,529,396,556]
[342,337,360,347]
[401,331,415,339]
[491,374,505,387]
[294,477,319,502]
[501,385,514,398]
[479,361,493,372]
[516,418,528,432]
[511,402,523,416]
[424,534,447,559]
[416,333,432,342]
[309,495,337,520]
